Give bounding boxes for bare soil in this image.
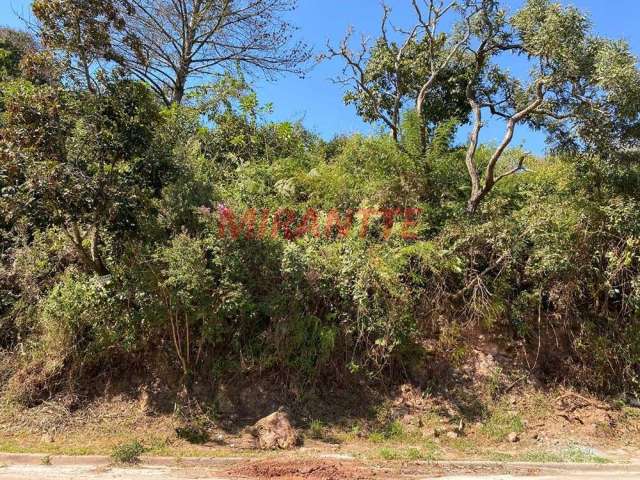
[228,459,373,480]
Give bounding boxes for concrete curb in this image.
[417,460,640,473]
[0,453,247,468]
[1,452,640,473]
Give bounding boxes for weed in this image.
[378,446,436,461]
[384,420,405,439]
[144,436,171,455]
[368,420,417,443]
[521,445,610,464]
[41,455,51,465]
[405,447,423,460]
[561,444,610,464]
[481,408,524,441]
[349,423,362,437]
[308,419,325,440]
[111,441,145,465]
[623,406,640,420]
[378,447,398,460]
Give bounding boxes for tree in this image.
[33,0,311,105]
[32,0,124,92]
[151,233,215,382]
[463,0,640,213]
[1,76,163,275]
[326,1,477,150]
[0,28,37,80]
[328,0,640,213]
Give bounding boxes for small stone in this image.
[446,431,459,439]
[507,432,520,443]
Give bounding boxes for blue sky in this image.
[1,0,639,153]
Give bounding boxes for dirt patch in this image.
[228,459,374,480]
[228,459,547,480]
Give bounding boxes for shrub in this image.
[111,441,145,464]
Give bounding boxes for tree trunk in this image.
[416,94,427,154]
[172,76,186,105]
[89,228,109,276]
[66,223,109,276]
[466,193,483,214]
[419,122,428,154]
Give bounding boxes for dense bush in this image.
[1,11,639,405]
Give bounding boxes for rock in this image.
[507,432,520,443]
[250,411,299,450]
[446,431,459,439]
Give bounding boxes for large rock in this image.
[250,411,299,450]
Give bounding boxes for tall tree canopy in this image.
[329,0,640,213]
[33,0,311,104]
[464,0,640,212]
[325,1,474,148]
[0,28,37,80]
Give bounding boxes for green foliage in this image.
[378,446,436,461]
[2,1,640,408]
[0,28,36,81]
[481,408,525,441]
[522,444,611,464]
[342,35,469,138]
[308,420,325,440]
[111,441,145,464]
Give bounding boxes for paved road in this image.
[1,465,224,479]
[2,464,640,479]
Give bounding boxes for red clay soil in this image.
[227,459,375,480]
[228,459,545,480]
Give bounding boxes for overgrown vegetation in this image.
[1,0,640,421]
